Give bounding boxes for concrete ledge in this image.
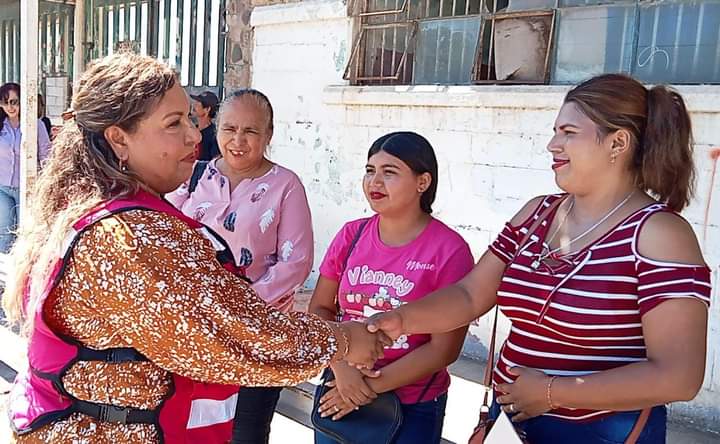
[323,84,720,112]
[251,0,347,27]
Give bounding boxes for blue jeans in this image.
[230,386,282,444]
[0,185,19,253]
[315,393,448,444]
[489,400,667,444]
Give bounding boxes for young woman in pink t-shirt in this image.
[310,132,474,444]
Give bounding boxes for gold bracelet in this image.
[546,376,558,410]
[335,323,350,360]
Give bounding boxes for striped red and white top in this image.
[489,194,712,422]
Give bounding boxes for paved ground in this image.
[0,262,718,442]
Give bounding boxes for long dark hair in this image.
[368,131,439,214]
[0,82,20,123]
[564,74,694,211]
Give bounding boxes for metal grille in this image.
[88,0,226,92]
[345,0,720,85]
[1,1,74,84]
[344,0,485,84]
[0,4,20,84]
[40,1,75,77]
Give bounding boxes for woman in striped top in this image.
[368,74,712,443]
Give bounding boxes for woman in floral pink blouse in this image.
[167,89,314,444]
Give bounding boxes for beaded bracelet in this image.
[546,376,558,410]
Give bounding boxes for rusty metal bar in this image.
[360,0,408,17]
[493,9,553,19]
[343,27,367,80]
[542,10,555,83]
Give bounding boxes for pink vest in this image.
[9,190,245,443]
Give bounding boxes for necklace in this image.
[530,191,635,270]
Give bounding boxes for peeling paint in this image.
[704,147,720,248]
[333,40,347,73]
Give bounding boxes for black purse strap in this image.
[479,196,566,414]
[415,371,439,403]
[342,219,370,273]
[188,160,209,194]
[335,218,370,321]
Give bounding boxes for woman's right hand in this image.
[329,361,378,406]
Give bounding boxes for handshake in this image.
[334,310,405,369]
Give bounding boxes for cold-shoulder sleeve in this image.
[66,209,338,386]
[635,258,711,315]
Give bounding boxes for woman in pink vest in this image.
[167,89,315,444]
[2,52,387,444]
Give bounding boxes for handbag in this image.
[311,369,403,444]
[312,366,440,444]
[468,196,651,444]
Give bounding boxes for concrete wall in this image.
[248,0,720,430]
[43,75,68,124]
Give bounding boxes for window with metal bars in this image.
[343,0,720,85]
[0,1,74,84]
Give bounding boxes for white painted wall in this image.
[44,76,68,124]
[250,0,720,429]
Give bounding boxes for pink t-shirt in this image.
[319,215,474,404]
[166,161,313,312]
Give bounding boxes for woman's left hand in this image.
[495,367,554,423]
[318,386,360,421]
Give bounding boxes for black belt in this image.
[74,399,157,425]
[75,346,149,363]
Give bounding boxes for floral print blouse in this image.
[15,209,336,443]
[167,162,314,312]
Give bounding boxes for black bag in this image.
[311,369,403,444]
[188,160,209,193]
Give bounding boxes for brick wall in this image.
[245,0,720,430]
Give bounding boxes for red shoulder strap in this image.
[74,190,202,231]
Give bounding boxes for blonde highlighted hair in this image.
[2,52,177,335]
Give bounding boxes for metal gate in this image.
[0,1,20,84]
[0,0,226,95]
[86,0,227,95]
[2,1,75,84]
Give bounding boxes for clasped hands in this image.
[335,309,405,369]
[336,310,554,423]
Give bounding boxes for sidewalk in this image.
[0,263,718,442]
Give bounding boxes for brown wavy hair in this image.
[564,74,694,211]
[3,52,176,335]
